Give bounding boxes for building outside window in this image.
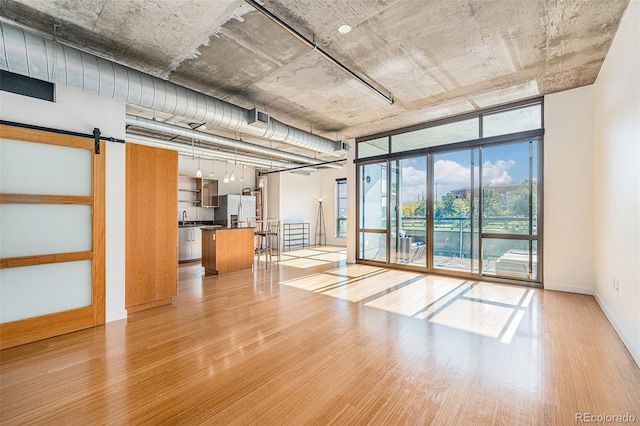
[336,178,347,238]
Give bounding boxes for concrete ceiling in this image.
[0,0,630,159]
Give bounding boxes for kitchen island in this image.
[201,227,254,275]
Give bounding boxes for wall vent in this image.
[335,141,350,151]
[248,108,270,128]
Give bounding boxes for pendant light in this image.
[196,158,202,178]
[223,160,230,184]
[209,158,215,178]
[240,165,244,182]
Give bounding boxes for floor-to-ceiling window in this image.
[355,99,543,285]
[335,178,347,238]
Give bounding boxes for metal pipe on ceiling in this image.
[0,21,342,155]
[244,0,394,105]
[126,133,317,172]
[126,115,342,169]
[259,158,346,175]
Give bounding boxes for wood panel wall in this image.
[125,144,178,314]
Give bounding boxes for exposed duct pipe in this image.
[126,133,317,172]
[126,115,342,169]
[0,21,342,155]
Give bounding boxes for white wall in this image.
[266,172,280,220]
[1,85,127,322]
[278,172,321,244]
[593,0,640,366]
[543,86,596,294]
[317,167,347,247]
[267,164,348,248]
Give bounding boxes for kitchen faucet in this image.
[182,210,187,223]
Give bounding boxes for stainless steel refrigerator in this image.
[215,194,256,228]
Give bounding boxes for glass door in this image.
[390,156,427,267]
[432,149,479,273]
[359,162,387,262]
[480,140,539,280]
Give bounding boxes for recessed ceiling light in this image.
[338,24,351,34]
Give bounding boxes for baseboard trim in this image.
[126,297,172,315]
[594,292,640,368]
[543,283,594,295]
[106,309,128,323]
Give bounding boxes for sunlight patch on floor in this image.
[309,252,347,262]
[276,249,533,343]
[365,276,468,317]
[428,299,515,338]
[279,258,329,269]
[325,264,383,278]
[465,283,527,305]
[281,261,535,344]
[322,270,420,302]
[310,246,347,253]
[281,273,348,292]
[283,249,327,258]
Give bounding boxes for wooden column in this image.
[125,143,178,314]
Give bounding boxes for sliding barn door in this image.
[0,125,105,349]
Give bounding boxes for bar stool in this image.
[254,218,280,267]
[254,220,269,267]
[265,218,281,263]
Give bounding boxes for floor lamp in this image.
[315,198,326,246]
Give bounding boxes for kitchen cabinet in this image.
[202,228,254,274]
[197,178,218,207]
[179,226,203,262]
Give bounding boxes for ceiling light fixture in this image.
[223,160,230,184]
[338,24,351,34]
[196,158,202,178]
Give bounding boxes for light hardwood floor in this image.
[1,248,639,425]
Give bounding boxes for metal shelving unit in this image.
[283,223,309,251]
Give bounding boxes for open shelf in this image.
[283,223,310,251]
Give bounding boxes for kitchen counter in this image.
[201,228,254,274]
[202,226,254,230]
[178,221,215,228]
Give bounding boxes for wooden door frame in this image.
[0,125,105,349]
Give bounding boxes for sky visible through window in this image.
[401,142,536,204]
